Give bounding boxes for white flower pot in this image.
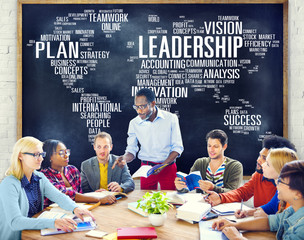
[148,213,167,226]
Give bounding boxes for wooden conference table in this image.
[22,190,276,240]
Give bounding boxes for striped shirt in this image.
[41,165,82,207]
[206,159,227,187]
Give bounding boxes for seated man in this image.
[175,129,243,193]
[206,135,296,208]
[81,132,135,193]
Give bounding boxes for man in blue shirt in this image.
[112,88,184,190]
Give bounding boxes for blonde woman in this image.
[0,137,94,240]
[235,147,298,218]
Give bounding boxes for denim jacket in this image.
[268,206,304,240]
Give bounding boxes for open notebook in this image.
[38,210,96,235]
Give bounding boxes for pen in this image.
[204,193,211,200]
[240,199,243,211]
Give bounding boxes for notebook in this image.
[40,217,96,235]
[117,227,157,239]
[127,201,148,217]
[199,221,229,240]
[212,202,252,216]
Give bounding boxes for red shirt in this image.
[220,172,277,207]
[41,165,82,207]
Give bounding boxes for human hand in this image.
[108,182,122,192]
[54,218,77,232]
[152,164,167,175]
[253,208,268,218]
[112,155,126,169]
[199,180,214,191]
[212,218,234,231]
[73,207,95,221]
[222,226,245,240]
[95,188,106,192]
[99,195,117,205]
[174,177,187,190]
[204,190,222,206]
[235,208,251,219]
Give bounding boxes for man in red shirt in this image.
[206,135,296,208]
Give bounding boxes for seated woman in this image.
[235,147,298,218]
[41,139,116,207]
[212,159,304,240]
[175,129,243,193]
[0,137,94,240]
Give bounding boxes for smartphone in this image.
[201,212,218,221]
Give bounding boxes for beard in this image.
[256,167,263,174]
[143,110,153,121]
[256,162,263,174]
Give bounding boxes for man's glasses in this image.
[277,177,290,187]
[132,103,149,110]
[22,152,46,159]
[55,149,71,157]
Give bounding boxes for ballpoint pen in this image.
[204,193,211,200]
[240,199,243,211]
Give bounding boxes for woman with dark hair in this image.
[41,139,116,207]
[212,160,304,240]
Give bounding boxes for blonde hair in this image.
[268,147,298,214]
[6,136,42,180]
[94,131,112,145]
[268,147,298,174]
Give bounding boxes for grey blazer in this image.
[80,154,135,193]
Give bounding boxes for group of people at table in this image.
[0,88,303,240]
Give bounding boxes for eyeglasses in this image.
[132,103,149,110]
[277,177,290,187]
[55,149,71,157]
[22,152,46,159]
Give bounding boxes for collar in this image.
[261,174,276,186]
[47,166,67,175]
[137,106,165,124]
[21,173,41,188]
[284,206,304,226]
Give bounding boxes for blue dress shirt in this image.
[21,174,42,217]
[268,206,304,240]
[126,107,184,163]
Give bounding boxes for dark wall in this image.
[22,4,285,175]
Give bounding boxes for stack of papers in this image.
[176,201,211,222]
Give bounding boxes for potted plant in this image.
[136,191,173,226]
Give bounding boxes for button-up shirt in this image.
[41,165,82,207]
[126,107,183,163]
[268,206,304,240]
[21,174,42,217]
